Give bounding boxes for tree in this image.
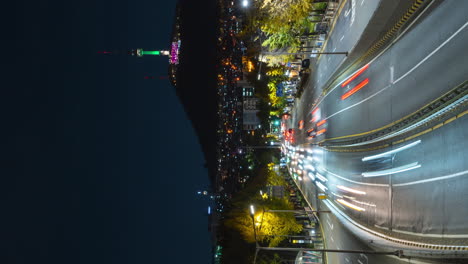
[223,166,303,247]
[257,254,283,264]
[240,0,329,53]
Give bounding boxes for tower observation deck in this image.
[128,48,170,57]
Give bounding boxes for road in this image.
[285,0,468,262]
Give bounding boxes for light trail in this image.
[324,200,468,250]
[362,140,421,161]
[353,199,376,207]
[308,172,315,181]
[323,167,389,187]
[341,63,370,87]
[304,164,315,172]
[336,199,366,211]
[336,185,366,195]
[316,128,327,136]
[316,119,327,127]
[316,181,328,191]
[316,173,328,182]
[362,162,421,177]
[341,78,369,100]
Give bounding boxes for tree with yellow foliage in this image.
[224,166,303,247]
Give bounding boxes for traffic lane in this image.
[390,0,468,82]
[298,0,382,133]
[315,116,468,235]
[313,0,382,91]
[296,147,393,240]
[298,169,402,264]
[312,4,468,139]
[320,199,462,264]
[318,200,412,264]
[322,155,392,233]
[290,146,467,262]
[389,117,468,235]
[315,24,468,140]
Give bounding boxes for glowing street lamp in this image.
[242,0,249,7]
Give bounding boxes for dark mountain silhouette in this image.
[175,0,219,182]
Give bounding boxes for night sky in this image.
[1,0,216,263]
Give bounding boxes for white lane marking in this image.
[392,228,468,238]
[390,65,394,84]
[360,0,365,6]
[327,219,334,230]
[330,236,335,243]
[394,20,468,84]
[359,253,368,264]
[357,260,364,264]
[394,169,468,187]
[345,257,350,263]
[350,0,356,26]
[340,35,345,42]
[333,47,337,52]
[344,8,351,18]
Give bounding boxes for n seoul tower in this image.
[128,48,170,57]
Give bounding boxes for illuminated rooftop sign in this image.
[170,40,181,64]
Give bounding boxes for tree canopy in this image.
[224,165,303,247]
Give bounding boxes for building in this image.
[242,97,260,130]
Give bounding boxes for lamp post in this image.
[250,205,259,243]
[250,205,261,264]
[248,205,405,263]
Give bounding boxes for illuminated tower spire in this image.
[128,48,170,57]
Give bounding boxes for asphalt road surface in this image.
[285,0,468,262]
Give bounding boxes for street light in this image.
[249,205,261,264]
[242,0,248,7]
[247,207,401,261]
